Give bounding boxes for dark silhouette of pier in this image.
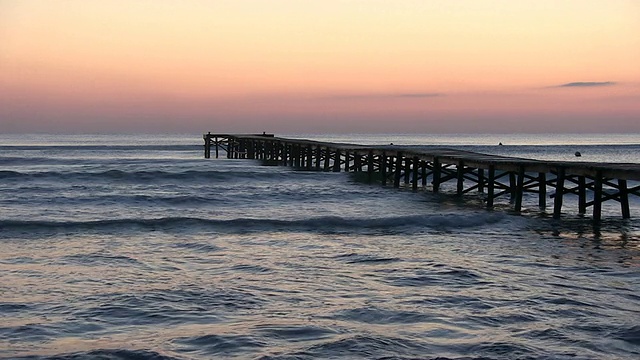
[204,133,640,221]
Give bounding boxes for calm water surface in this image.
[1,134,639,359]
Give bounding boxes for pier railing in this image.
[204,133,640,220]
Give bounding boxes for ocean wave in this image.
[172,334,267,356]
[0,213,506,236]
[60,253,145,267]
[329,306,437,324]
[384,268,486,288]
[0,169,289,182]
[6,349,180,360]
[332,253,402,264]
[271,334,433,359]
[0,144,198,151]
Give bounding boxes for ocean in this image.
[1,133,639,360]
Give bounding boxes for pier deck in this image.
[203,133,640,220]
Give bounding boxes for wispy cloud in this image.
[324,92,444,100]
[558,81,616,88]
[394,93,444,98]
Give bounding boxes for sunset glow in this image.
[1,0,639,133]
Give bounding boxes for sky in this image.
[1,0,639,134]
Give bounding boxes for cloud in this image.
[394,93,444,98]
[324,92,444,100]
[558,81,615,88]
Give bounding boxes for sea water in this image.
[0,133,639,360]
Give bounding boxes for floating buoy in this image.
[575,151,582,157]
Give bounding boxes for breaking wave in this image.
[0,213,506,236]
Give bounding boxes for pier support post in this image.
[333,150,341,172]
[433,158,441,193]
[404,158,411,184]
[381,153,387,186]
[344,151,350,172]
[268,141,273,160]
[296,145,303,168]
[593,171,603,221]
[367,150,374,182]
[292,144,297,166]
[394,153,403,188]
[578,176,586,214]
[306,145,313,170]
[204,133,211,159]
[281,143,288,166]
[289,144,294,166]
[289,143,296,166]
[486,165,495,208]
[412,156,419,191]
[538,173,546,210]
[237,140,244,159]
[478,168,484,193]
[457,161,465,195]
[421,161,427,187]
[248,140,255,159]
[323,148,330,171]
[553,167,565,219]
[354,152,362,172]
[315,146,321,170]
[619,179,630,219]
[509,172,516,202]
[514,166,525,212]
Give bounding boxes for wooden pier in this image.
[203,133,640,220]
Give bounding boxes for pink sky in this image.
[1,0,639,133]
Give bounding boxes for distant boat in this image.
[575,151,582,157]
